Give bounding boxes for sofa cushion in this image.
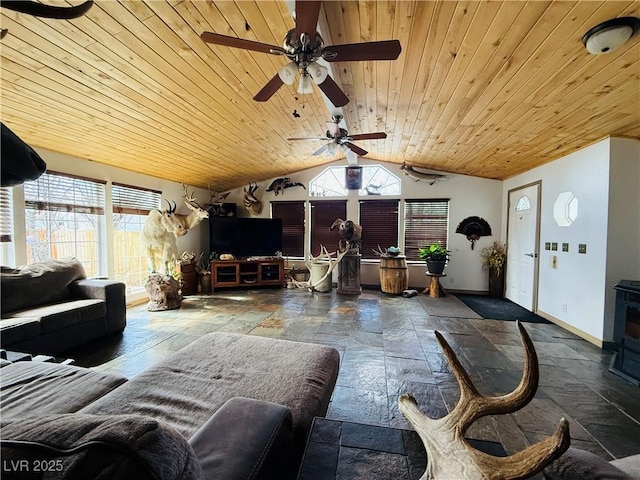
[189,397,293,480]
[1,361,127,417]
[81,333,340,466]
[0,317,41,345]
[1,414,203,480]
[5,299,106,333]
[1,257,86,314]
[543,447,633,480]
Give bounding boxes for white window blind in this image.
[24,171,106,214]
[112,182,161,215]
[404,199,450,261]
[0,187,13,242]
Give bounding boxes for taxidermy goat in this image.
[401,162,447,185]
[266,177,306,196]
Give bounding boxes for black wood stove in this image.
[610,280,640,386]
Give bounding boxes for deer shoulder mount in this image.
[174,184,209,236]
[266,177,306,196]
[399,320,570,480]
[243,182,262,215]
[330,218,362,253]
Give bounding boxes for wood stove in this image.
[610,280,640,386]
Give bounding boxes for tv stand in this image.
[210,259,284,292]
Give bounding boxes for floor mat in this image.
[454,294,550,323]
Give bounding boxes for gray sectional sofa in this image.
[0,332,341,480]
[0,257,126,355]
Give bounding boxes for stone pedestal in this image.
[337,254,361,295]
[145,273,182,311]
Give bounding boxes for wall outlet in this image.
[562,304,568,313]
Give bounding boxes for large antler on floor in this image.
[399,320,570,480]
[289,246,347,292]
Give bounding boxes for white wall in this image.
[225,158,503,293]
[503,137,640,343]
[11,148,210,272]
[606,138,640,340]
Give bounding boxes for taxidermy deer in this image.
[243,182,262,215]
[141,186,209,275]
[399,320,570,480]
[174,184,209,235]
[401,162,447,185]
[206,186,231,216]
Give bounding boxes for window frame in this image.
[359,199,399,260]
[310,200,347,256]
[404,199,450,262]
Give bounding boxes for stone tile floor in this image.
[66,288,640,476]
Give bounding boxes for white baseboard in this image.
[536,310,603,348]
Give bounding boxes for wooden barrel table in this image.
[379,255,409,294]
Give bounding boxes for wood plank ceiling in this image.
[1,1,639,191]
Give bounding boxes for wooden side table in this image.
[422,272,447,297]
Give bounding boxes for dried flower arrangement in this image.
[480,241,507,275]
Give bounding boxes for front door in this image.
[506,183,541,311]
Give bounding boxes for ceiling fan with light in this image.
[200,1,401,107]
[288,115,387,157]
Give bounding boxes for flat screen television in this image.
[210,217,283,259]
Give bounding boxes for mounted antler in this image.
[399,320,570,480]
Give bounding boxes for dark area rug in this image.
[455,294,550,323]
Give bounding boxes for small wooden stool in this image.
[422,272,447,297]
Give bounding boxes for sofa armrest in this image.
[189,397,294,480]
[70,279,126,333]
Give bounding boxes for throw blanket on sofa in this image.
[1,258,86,314]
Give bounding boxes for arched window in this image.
[309,165,400,197]
[515,196,531,211]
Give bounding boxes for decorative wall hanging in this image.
[400,163,447,184]
[456,216,492,249]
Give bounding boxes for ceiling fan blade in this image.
[323,40,402,62]
[201,32,285,55]
[326,122,340,137]
[287,137,329,141]
[343,142,368,157]
[295,0,321,43]
[312,144,330,156]
[316,76,349,107]
[253,74,284,102]
[1,0,94,19]
[350,132,387,141]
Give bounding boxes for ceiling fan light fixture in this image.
[277,62,298,85]
[582,17,640,54]
[297,74,314,94]
[308,61,328,84]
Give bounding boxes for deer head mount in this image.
[243,182,262,216]
[399,320,570,480]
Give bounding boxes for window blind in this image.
[359,200,399,259]
[112,182,161,215]
[24,171,105,215]
[0,187,13,242]
[272,201,305,257]
[404,199,449,260]
[310,200,346,256]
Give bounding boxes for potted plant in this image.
[418,242,451,275]
[480,241,507,297]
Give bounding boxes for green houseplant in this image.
[418,242,451,274]
[480,241,507,297]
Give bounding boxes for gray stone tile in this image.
[336,446,409,480]
[326,386,390,428]
[341,421,405,454]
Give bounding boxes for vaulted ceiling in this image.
[1,1,639,191]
